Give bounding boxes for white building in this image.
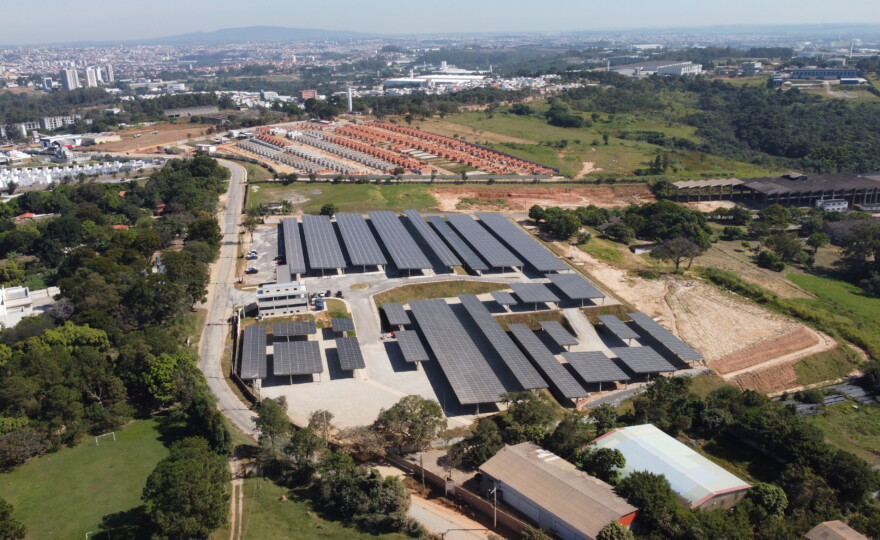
[61,68,80,91]
[657,62,703,76]
[85,67,99,88]
[105,64,115,83]
[816,198,849,212]
[0,286,60,328]
[256,281,309,317]
[40,115,81,130]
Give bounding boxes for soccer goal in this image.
[94,432,116,445]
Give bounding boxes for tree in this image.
[597,521,634,540]
[0,497,25,539]
[142,437,230,540]
[242,214,261,241]
[308,409,334,444]
[650,237,705,272]
[528,205,546,223]
[448,417,503,468]
[806,232,830,254]
[589,404,618,436]
[254,397,291,455]
[319,203,338,217]
[544,413,591,461]
[336,426,387,462]
[757,250,785,271]
[186,217,222,250]
[758,204,792,228]
[373,395,447,451]
[747,482,788,517]
[616,471,682,536]
[604,223,635,244]
[575,447,625,484]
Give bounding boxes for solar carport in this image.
[507,324,588,403]
[611,346,677,377]
[367,211,432,273]
[272,321,317,339]
[335,337,366,371]
[597,315,640,346]
[301,214,347,274]
[427,216,489,274]
[240,325,268,382]
[509,283,560,310]
[476,212,567,273]
[382,302,411,329]
[395,330,430,365]
[628,312,703,365]
[280,218,307,280]
[273,341,323,382]
[335,213,386,270]
[547,273,607,306]
[562,351,631,390]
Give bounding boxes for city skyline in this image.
[5,0,880,45]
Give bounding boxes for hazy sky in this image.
[5,0,880,44]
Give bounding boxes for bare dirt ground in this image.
[562,242,835,392]
[682,200,739,212]
[698,243,813,299]
[577,161,602,178]
[431,185,654,212]
[100,124,213,152]
[412,118,532,144]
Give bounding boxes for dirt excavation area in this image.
[565,243,836,393]
[430,185,654,212]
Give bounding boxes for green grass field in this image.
[807,401,880,465]
[244,161,275,182]
[247,184,437,213]
[794,346,860,386]
[0,418,168,540]
[374,280,506,305]
[237,478,409,540]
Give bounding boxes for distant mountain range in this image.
[141,26,378,44]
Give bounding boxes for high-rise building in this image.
[85,67,99,88]
[42,77,53,90]
[61,68,80,91]
[105,64,114,83]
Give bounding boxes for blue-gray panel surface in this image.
[427,216,489,272]
[507,324,588,399]
[445,213,522,268]
[301,214,347,269]
[404,210,461,267]
[368,211,432,270]
[336,213,387,266]
[476,213,567,272]
[281,218,307,274]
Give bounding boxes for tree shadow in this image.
[99,505,152,540]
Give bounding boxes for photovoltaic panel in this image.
[563,351,631,383]
[491,291,518,306]
[335,213,387,266]
[611,346,678,374]
[458,295,548,390]
[507,324,588,399]
[395,330,430,363]
[597,315,640,341]
[281,218,307,274]
[510,283,560,304]
[331,318,355,333]
[627,313,703,362]
[367,211,432,270]
[547,273,606,300]
[336,337,366,370]
[475,213,567,272]
[403,210,461,267]
[427,216,488,272]
[445,214,522,269]
[273,341,322,375]
[301,214,347,269]
[539,321,579,347]
[272,321,317,337]
[409,299,506,405]
[240,325,267,379]
[382,302,411,326]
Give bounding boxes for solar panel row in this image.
[539,321,579,347]
[476,213,567,272]
[597,314,641,341]
[382,302,411,326]
[301,214,347,269]
[281,218,307,274]
[241,325,268,379]
[509,283,561,304]
[547,273,606,300]
[445,214,522,269]
[562,351,631,383]
[403,210,461,268]
[336,337,366,370]
[627,313,704,362]
[395,330,430,363]
[409,299,506,405]
[331,318,355,333]
[367,211,432,270]
[458,295,547,390]
[272,321,317,337]
[427,216,488,272]
[611,346,678,374]
[507,324,588,399]
[491,291,518,306]
[335,213,387,266]
[274,341,322,375]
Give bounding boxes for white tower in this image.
[347,87,353,112]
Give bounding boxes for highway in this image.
[198,159,259,437]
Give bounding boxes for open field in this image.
[430,184,654,212]
[99,123,213,152]
[793,346,860,386]
[243,161,275,182]
[237,477,409,540]
[0,418,168,540]
[697,240,813,299]
[247,183,437,213]
[807,401,880,465]
[374,280,506,305]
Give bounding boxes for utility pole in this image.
[489,485,498,528]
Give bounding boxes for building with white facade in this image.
[816,198,849,212]
[0,286,60,328]
[256,281,309,317]
[61,68,80,91]
[85,67,99,88]
[657,62,703,76]
[105,64,114,83]
[40,115,82,130]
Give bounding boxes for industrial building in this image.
[790,67,860,79]
[822,218,880,245]
[479,442,638,540]
[592,425,750,510]
[162,105,220,118]
[610,61,702,78]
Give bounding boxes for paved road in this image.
[198,159,259,438]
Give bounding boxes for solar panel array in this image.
[335,213,387,266]
[507,324,588,399]
[409,299,506,404]
[547,273,606,300]
[611,346,678,374]
[597,314,641,341]
[445,214,523,268]
[539,321,579,347]
[491,291,518,306]
[273,341,323,375]
[301,214,347,269]
[563,351,631,383]
[627,312,704,362]
[240,325,268,379]
[395,330,430,363]
[273,321,317,336]
[427,216,488,272]
[331,318,355,333]
[476,213,567,272]
[367,211,432,270]
[458,295,548,390]
[281,218,307,274]
[336,337,366,370]
[510,283,561,304]
[382,302,411,326]
[403,210,461,267]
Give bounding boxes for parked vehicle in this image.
[245,267,258,274]
[335,291,343,298]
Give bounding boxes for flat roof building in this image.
[593,424,750,510]
[256,281,309,318]
[480,442,637,540]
